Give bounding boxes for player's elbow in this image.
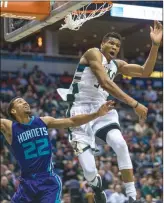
[141,66,151,78]
[99,79,108,89]
[100,79,113,92]
[142,72,152,78]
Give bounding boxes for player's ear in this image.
[100,42,104,50]
[11,109,16,116]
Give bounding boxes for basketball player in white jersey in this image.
[58,20,162,203]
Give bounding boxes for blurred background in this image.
[0,1,163,203]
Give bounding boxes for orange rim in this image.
[91,1,112,4]
[72,1,112,15]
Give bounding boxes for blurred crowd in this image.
[0,63,163,203]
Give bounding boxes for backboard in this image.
[2,1,89,42]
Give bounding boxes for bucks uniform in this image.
[11,116,62,203]
[58,49,120,152]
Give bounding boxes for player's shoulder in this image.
[84,47,102,61]
[40,116,54,126]
[85,47,101,54]
[1,118,12,128]
[0,119,13,144]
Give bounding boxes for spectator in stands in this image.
[4,170,16,193]
[136,189,145,203]
[63,161,78,182]
[19,63,30,77]
[1,156,8,175]
[145,85,157,102]
[105,184,115,202]
[0,176,14,202]
[62,193,71,203]
[108,185,128,203]
[141,177,161,199]
[134,120,147,136]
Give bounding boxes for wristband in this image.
[152,41,160,47]
[134,102,139,108]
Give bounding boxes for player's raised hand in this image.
[150,21,163,45]
[97,100,115,117]
[133,103,148,122]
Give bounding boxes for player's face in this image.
[12,98,31,117]
[101,37,121,60]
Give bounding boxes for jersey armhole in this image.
[9,122,14,145]
[39,117,48,129]
[112,59,120,75]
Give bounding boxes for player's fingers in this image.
[158,22,163,30]
[150,26,153,32]
[141,112,147,120]
[106,100,114,105]
[139,112,146,121]
[107,105,114,111]
[106,101,115,107]
[154,20,158,29]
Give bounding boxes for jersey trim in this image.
[112,60,119,70]
[77,64,87,72]
[21,116,34,126]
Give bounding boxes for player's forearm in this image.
[70,112,98,127]
[103,80,137,107]
[142,44,159,77]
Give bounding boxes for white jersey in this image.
[57,49,120,149]
[68,49,118,105]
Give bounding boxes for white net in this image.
[60,2,113,31]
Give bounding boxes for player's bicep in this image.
[118,60,144,77]
[0,119,6,134]
[41,116,73,129]
[0,119,11,134]
[0,119,12,144]
[84,49,109,86]
[91,62,109,86]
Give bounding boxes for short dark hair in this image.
[102,32,122,43]
[7,97,22,120]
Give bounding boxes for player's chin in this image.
[25,109,31,114]
[108,54,115,59]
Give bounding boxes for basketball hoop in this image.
[60,1,113,31]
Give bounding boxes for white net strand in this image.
[60,2,112,31]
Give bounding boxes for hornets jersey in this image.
[10,116,53,177]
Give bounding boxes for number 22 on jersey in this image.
[22,138,50,159]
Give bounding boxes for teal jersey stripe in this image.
[112,60,119,69]
[22,116,34,126]
[55,175,62,203]
[77,64,86,72]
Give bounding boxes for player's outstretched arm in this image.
[0,119,12,144]
[84,48,148,121]
[117,21,163,77]
[41,101,114,129]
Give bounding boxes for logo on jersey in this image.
[17,127,48,144]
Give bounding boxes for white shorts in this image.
[68,103,120,151]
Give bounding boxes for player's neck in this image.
[100,49,111,63]
[16,115,31,124]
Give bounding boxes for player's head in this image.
[8,97,31,121]
[101,32,122,61]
